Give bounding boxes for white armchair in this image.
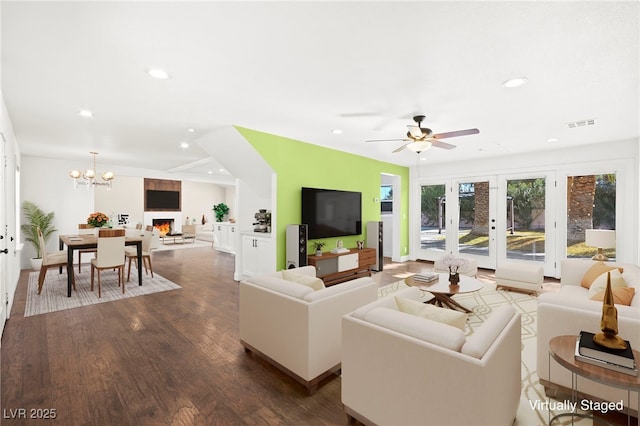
[239,266,378,394]
[342,287,521,426]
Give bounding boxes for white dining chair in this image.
[36,227,71,295]
[77,223,97,273]
[125,229,154,281]
[90,228,126,298]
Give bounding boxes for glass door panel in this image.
[566,174,616,260]
[455,178,497,269]
[506,178,546,262]
[419,184,446,254]
[458,181,490,258]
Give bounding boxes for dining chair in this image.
[77,223,97,273]
[146,225,161,250]
[90,228,126,298]
[37,227,72,295]
[125,229,154,281]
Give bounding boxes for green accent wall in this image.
[236,126,410,270]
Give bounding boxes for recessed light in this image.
[188,128,195,133]
[219,168,225,172]
[79,109,93,118]
[208,171,213,174]
[547,138,559,143]
[180,142,189,149]
[147,68,170,80]
[419,157,427,161]
[331,129,343,134]
[502,77,528,88]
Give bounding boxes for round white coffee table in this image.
[404,273,483,313]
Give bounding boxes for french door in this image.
[417,177,497,269]
[417,172,556,275]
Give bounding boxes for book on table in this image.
[577,331,637,369]
[413,273,438,283]
[574,339,638,377]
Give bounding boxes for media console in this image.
[307,248,376,286]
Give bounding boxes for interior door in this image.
[1,131,8,331]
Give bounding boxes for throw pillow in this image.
[281,270,325,291]
[587,269,628,298]
[580,262,622,289]
[395,296,467,331]
[590,287,636,306]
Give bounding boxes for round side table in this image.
[548,335,640,425]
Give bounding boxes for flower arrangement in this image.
[439,254,468,274]
[87,212,109,228]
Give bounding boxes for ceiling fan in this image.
[365,115,479,153]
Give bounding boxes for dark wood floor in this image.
[1,247,435,425]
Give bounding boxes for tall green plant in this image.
[21,201,57,258]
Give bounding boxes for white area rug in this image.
[153,239,212,252]
[25,269,181,317]
[379,280,591,425]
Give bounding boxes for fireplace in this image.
[144,212,183,234]
[153,218,175,236]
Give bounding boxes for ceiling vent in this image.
[567,119,596,129]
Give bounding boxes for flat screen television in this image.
[146,190,180,210]
[301,187,362,239]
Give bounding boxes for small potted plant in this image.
[312,241,326,256]
[21,201,57,270]
[213,203,230,222]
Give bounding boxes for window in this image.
[381,185,393,213]
[566,174,616,260]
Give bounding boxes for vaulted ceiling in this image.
[2,1,638,184]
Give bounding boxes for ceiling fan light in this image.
[406,141,432,153]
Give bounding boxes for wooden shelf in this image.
[307,248,376,286]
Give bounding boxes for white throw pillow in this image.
[395,296,467,331]
[587,269,628,298]
[281,270,325,291]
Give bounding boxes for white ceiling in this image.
[2,1,638,182]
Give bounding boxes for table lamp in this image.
[585,229,615,261]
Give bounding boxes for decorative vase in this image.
[30,257,43,271]
[316,250,323,256]
[449,272,460,285]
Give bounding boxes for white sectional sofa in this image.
[239,266,377,394]
[537,259,640,414]
[342,287,521,426]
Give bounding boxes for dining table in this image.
[59,234,143,297]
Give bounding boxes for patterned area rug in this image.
[379,279,591,425]
[25,268,181,317]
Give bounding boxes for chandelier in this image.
[69,151,115,190]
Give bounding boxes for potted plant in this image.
[21,201,57,270]
[213,203,230,222]
[312,241,326,256]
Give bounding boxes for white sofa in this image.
[342,287,521,426]
[239,266,377,394]
[195,224,214,243]
[537,259,640,413]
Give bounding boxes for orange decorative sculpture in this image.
[593,271,628,350]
